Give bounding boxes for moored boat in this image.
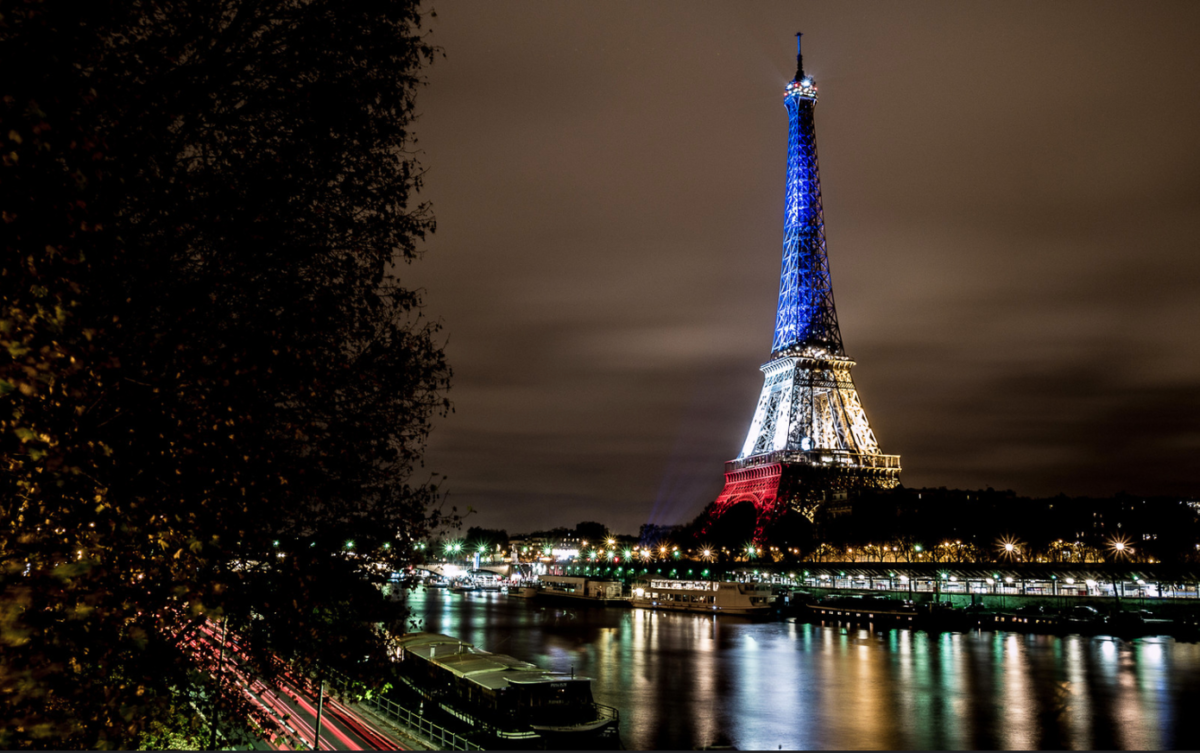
[534,576,630,607]
[805,595,919,625]
[506,584,538,598]
[631,579,775,616]
[391,632,621,748]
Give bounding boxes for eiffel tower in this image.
[707,36,900,543]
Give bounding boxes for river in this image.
[400,587,1200,750]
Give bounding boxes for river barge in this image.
[631,579,775,616]
[534,576,630,607]
[391,632,620,749]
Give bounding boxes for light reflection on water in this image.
[402,589,1200,750]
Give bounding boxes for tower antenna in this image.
[794,32,805,81]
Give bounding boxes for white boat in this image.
[631,579,776,616]
[535,576,630,606]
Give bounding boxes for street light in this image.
[998,537,1021,561]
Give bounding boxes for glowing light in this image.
[997,537,1022,560]
[1107,536,1133,559]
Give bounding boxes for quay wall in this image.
[793,586,1200,618]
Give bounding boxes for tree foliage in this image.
[1,1,449,747]
[573,521,608,543]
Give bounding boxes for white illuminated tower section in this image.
[706,37,900,543]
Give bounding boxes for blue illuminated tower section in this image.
[772,43,842,356]
[705,37,900,543]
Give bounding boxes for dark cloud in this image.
[407,1,1200,533]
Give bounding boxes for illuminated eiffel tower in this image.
[707,36,900,543]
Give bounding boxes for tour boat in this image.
[391,632,620,748]
[630,579,775,616]
[534,576,630,607]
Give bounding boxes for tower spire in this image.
[795,32,805,81]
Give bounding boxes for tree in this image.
[574,521,608,544]
[1,2,449,747]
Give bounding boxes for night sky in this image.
[407,1,1200,535]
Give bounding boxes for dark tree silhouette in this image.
[1,1,449,747]
[574,521,609,543]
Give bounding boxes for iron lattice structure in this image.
[706,40,900,542]
[772,76,841,356]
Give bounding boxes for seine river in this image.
[401,588,1200,750]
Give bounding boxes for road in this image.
[188,620,408,750]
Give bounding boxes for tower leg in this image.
[700,464,783,538]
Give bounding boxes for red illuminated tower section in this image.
[706,37,900,543]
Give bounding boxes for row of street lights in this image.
[420,534,1146,566]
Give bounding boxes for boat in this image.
[805,595,920,625]
[449,580,479,595]
[506,584,538,598]
[534,576,630,607]
[390,632,621,748]
[804,596,985,632]
[630,579,775,616]
[465,570,505,592]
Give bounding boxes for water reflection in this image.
[402,589,1200,750]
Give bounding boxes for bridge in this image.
[415,562,514,578]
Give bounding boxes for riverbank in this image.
[791,584,1200,619]
[787,588,1200,640]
